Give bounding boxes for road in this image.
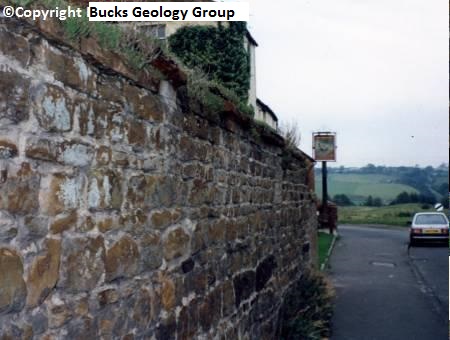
[329,225,448,340]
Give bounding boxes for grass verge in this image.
[318,232,335,269]
[338,203,432,226]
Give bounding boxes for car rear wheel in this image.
[409,235,416,246]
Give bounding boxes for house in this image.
[133,21,279,128]
[255,98,278,131]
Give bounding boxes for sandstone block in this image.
[88,170,122,210]
[140,231,162,271]
[97,216,115,233]
[24,215,48,238]
[97,288,119,307]
[160,277,175,310]
[65,316,96,340]
[39,174,83,216]
[0,248,27,314]
[105,236,139,282]
[0,28,30,67]
[0,163,40,214]
[58,141,93,167]
[126,118,147,147]
[59,236,105,292]
[198,291,220,332]
[132,288,153,327]
[0,211,17,243]
[123,83,163,122]
[150,209,182,229]
[221,280,235,316]
[162,227,190,261]
[25,137,60,162]
[31,84,74,132]
[96,145,111,166]
[43,45,95,92]
[0,140,18,159]
[49,210,77,234]
[47,298,72,329]
[26,239,61,307]
[0,69,30,123]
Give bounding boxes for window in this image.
[414,214,448,225]
[141,24,166,40]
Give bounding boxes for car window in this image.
[414,214,448,225]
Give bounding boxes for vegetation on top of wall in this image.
[168,23,251,102]
[4,0,163,71]
[4,0,256,118]
[2,0,311,155]
[185,70,255,120]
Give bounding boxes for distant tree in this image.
[391,191,436,205]
[372,197,383,207]
[333,194,354,206]
[424,166,434,174]
[391,191,410,204]
[441,195,449,209]
[437,183,448,196]
[409,193,419,203]
[364,195,374,206]
[361,164,376,174]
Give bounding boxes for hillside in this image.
[315,164,448,206]
[315,173,419,205]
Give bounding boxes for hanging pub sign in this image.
[313,132,336,161]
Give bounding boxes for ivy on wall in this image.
[168,22,250,101]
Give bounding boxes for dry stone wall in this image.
[0,17,317,339]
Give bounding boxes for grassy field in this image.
[318,232,335,268]
[315,173,418,205]
[338,203,433,226]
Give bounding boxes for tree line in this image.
[333,191,449,208]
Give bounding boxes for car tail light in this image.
[441,228,448,234]
[412,229,422,234]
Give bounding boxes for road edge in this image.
[339,223,406,231]
[320,233,338,271]
[407,247,447,322]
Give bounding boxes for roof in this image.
[299,150,315,163]
[256,98,278,122]
[246,31,259,47]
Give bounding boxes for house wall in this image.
[255,106,278,131]
[246,38,257,109]
[0,18,317,339]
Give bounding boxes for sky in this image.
[245,0,448,167]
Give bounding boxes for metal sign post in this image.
[313,132,337,233]
[322,161,328,211]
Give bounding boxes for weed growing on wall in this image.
[168,22,250,101]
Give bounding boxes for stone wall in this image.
[0,17,317,339]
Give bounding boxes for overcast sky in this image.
[245,0,448,167]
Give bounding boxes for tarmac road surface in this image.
[329,225,448,340]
